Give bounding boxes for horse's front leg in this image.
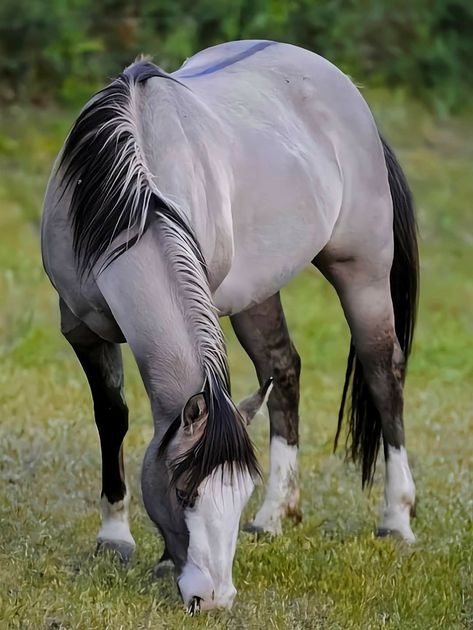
[60,300,135,561]
[231,292,302,535]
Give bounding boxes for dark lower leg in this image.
[324,269,416,541]
[231,293,301,444]
[231,293,301,533]
[72,342,129,504]
[358,339,416,540]
[64,316,135,558]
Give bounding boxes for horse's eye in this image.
[176,488,189,507]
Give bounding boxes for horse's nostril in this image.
[187,596,201,616]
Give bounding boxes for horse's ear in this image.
[238,378,273,425]
[182,392,208,434]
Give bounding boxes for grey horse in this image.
[41,40,419,613]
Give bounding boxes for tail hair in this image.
[335,135,419,487]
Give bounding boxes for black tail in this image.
[335,135,419,487]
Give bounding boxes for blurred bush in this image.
[0,0,472,111]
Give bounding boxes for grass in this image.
[0,90,472,629]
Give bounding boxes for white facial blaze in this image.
[97,492,135,547]
[381,446,416,542]
[179,465,254,610]
[252,436,299,534]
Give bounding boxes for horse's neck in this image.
[95,226,205,430]
[140,79,235,290]
[156,216,230,393]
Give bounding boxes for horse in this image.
[41,39,419,613]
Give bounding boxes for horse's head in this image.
[142,378,272,612]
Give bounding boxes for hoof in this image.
[376,527,397,538]
[153,559,174,579]
[375,527,415,544]
[243,507,301,537]
[96,539,135,564]
[286,506,303,525]
[243,522,277,536]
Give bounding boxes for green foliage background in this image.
[1,0,472,112]
[1,96,472,627]
[1,3,472,627]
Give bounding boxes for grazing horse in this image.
[41,40,418,612]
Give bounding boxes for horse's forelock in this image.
[164,375,260,502]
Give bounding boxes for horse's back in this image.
[173,42,391,313]
[42,41,393,325]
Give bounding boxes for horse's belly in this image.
[213,183,336,315]
[213,247,314,316]
[213,126,340,315]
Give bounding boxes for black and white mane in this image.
[60,60,259,499]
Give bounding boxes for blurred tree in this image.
[0,0,471,110]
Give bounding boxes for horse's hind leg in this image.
[231,292,301,535]
[315,258,416,542]
[60,299,135,561]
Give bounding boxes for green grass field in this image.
[1,91,472,629]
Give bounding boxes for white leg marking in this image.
[251,436,299,534]
[97,492,135,547]
[381,446,416,542]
